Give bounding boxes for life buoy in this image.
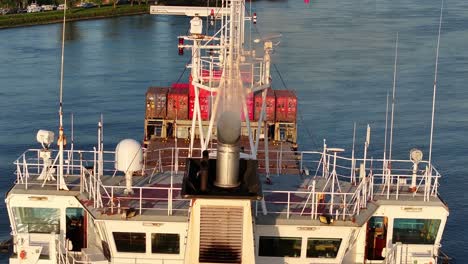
[19,249,27,260]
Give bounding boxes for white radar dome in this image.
[115,139,143,172]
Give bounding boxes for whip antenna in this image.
[58,0,68,191]
[428,0,444,166]
[388,33,398,164]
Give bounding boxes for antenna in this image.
[68,112,74,175]
[351,122,356,184]
[383,91,389,181]
[362,124,371,178]
[429,0,444,166]
[383,91,389,159]
[388,33,399,165]
[98,114,104,178]
[58,0,68,191]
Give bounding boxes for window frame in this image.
[151,233,180,255]
[13,207,61,234]
[258,236,302,258]
[306,237,342,259]
[392,218,441,245]
[112,232,146,253]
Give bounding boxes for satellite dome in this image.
[115,139,143,172]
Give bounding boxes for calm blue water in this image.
[0,0,467,261]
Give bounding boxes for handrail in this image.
[382,242,402,264]
[12,146,443,220]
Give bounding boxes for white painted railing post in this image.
[23,154,28,190]
[80,166,83,193]
[343,193,346,220]
[139,188,143,215]
[169,148,174,216]
[111,186,114,214]
[37,149,40,174]
[311,180,316,219]
[396,175,400,200]
[287,192,290,219]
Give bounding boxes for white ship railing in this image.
[382,242,402,264]
[12,146,442,220]
[380,242,441,264]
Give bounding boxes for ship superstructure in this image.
[3,0,449,264]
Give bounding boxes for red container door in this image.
[254,88,275,121]
[275,90,297,122]
[287,93,297,122]
[167,88,189,120]
[189,95,210,120]
[189,74,213,97]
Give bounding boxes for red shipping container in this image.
[146,87,168,119]
[189,75,213,97]
[189,95,210,120]
[254,88,275,121]
[275,90,297,122]
[171,83,189,89]
[241,93,254,121]
[167,88,189,120]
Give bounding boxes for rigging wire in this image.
[244,1,319,147]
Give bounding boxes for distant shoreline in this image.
[0,5,149,30]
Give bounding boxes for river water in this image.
[0,0,467,261]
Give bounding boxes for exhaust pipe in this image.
[215,111,241,188]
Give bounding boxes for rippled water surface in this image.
[0,0,467,261]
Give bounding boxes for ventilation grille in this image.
[199,206,243,263]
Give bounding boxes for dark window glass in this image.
[392,219,441,244]
[306,238,342,258]
[152,233,180,254]
[13,207,60,234]
[258,236,301,257]
[113,232,146,253]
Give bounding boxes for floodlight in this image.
[410,149,423,163]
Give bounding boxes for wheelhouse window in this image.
[152,233,180,254]
[113,232,146,253]
[13,207,60,234]
[258,236,301,257]
[306,238,342,258]
[392,218,441,244]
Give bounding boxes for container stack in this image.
[188,77,212,120]
[254,87,276,122]
[145,87,168,119]
[167,87,189,120]
[274,90,297,123]
[144,84,298,143]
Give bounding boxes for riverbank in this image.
[0,4,149,29]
